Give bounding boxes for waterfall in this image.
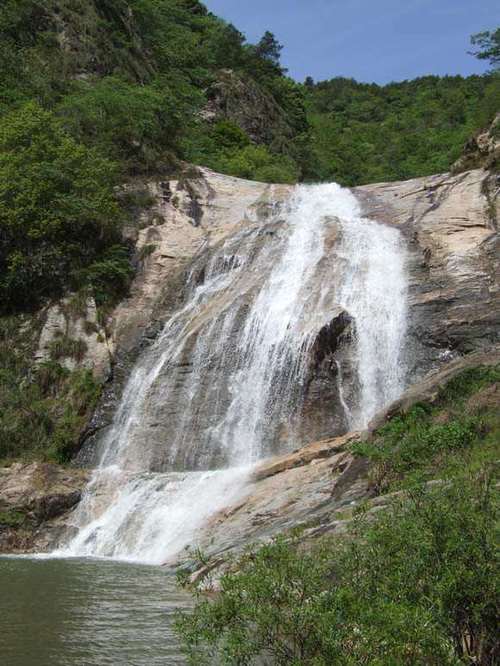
[58,182,408,564]
[336,215,408,427]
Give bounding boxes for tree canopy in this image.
[0,102,126,312]
[470,29,500,70]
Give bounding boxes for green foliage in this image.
[0,510,26,527]
[216,145,300,184]
[58,76,186,171]
[470,28,500,70]
[0,0,306,180]
[185,121,300,183]
[75,244,134,307]
[0,317,101,463]
[353,365,500,492]
[305,74,498,185]
[0,0,311,313]
[176,474,499,665]
[177,368,500,664]
[0,101,126,312]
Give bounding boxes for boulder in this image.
[0,463,89,553]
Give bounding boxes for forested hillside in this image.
[305,73,499,185]
[0,0,308,315]
[0,0,498,314]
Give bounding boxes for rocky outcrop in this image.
[174,350,500,571]
[0,463,88,553]
[35,296,112,381]
[356,168,499,372]
[368,345,500,432]
[452,113,500,174]
[75,165,498,465]
[110,171,289,354]
[200,69,298,149]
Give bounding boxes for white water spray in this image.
[336,212,408,427]
[59,182,408,564]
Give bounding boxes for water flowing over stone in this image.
[336,215,408,427]
[59,182,409,564]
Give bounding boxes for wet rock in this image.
[355,169,499,373]
[0,463,89,553]
[368,345,500,433]
[253,431,359,482]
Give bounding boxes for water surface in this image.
[0,557,190,666]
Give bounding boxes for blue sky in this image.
[203,0,499,84]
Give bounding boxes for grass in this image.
[352,365,500,493]
[0,510,26,527]
[0,316,102,464]
[49,335,88,362]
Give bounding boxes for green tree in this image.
[0,101,123,312]
[176,474,499,665]
[58,76,187,172]
[255,31,285,69]
[470,28,500,70]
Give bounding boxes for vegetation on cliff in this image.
[0,1,497,464]
[0,0,308,315]
[175,366,500,665]
[0,101,129,312]
[0,1,497,314]
[0,317,101,464]
[304,73,499,185]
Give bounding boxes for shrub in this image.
[353,365,500,491]
[75,244,134,307]
[0,101,124,312]
[58,76,186,171]
[175,474,499,665]
[216,145,299,183]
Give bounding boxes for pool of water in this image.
[0,556,191,666]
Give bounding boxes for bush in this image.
[175,474,499,665]
[353,365,500,492]
[75,244,134,307]
[0,101,125,312]
[216,145,300,184]
[0,318,101,463]
[58,76,187,171]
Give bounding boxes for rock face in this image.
[452,113,500,174]
[174,348,500,570]
[70,166,498,467]
[110,170,288,355]
[200,69,299,149]
[35,166,498,445]
[7,164,499,555]
[0,463,88,553]
[356,168,499,371]
[35,296,112,381]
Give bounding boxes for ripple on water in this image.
[0,556,191,666]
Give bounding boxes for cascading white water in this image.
[58,182,408,564]
[336,215,408,427]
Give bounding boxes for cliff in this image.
[1,164,498,554]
